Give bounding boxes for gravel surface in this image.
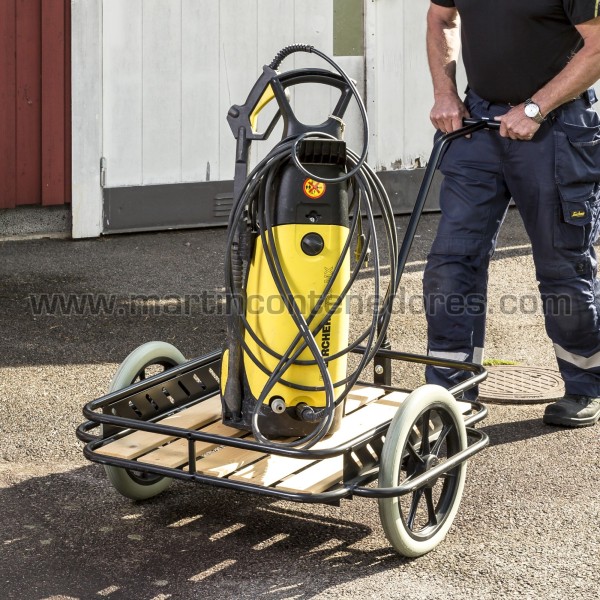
[1,209,598,600]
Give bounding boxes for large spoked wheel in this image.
[378,385,468,557]
[104,341,186,500]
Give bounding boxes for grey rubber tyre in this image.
[378,385,468,558]
[104,341,186,501]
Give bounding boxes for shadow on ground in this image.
[480,417,561,447]
[1,412,574,600]
[0,465,402,600]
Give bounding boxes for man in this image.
[424,1,600,426]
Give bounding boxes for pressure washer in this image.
[220,45,397,447]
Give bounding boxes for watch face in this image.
[525,103,540,118]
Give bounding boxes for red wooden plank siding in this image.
[0,0,17,209]
[16,0,42,206]
[41,0,66,206]
[0,0,71,209]
[64,0,72,204]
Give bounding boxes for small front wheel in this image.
[104,341,186,500]
[378,385,468,557]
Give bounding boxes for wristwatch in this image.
[524,99,545,124]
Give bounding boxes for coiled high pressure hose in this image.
[224,46,399,449]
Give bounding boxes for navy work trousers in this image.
[423,89,600,399]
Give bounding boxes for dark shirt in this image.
[430,0,599,104]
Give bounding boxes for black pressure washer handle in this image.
[374,118,499,386]
[228,67,355,203]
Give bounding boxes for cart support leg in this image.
[188,439,196,474]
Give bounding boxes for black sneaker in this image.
[543,394,600,427]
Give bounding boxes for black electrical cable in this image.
[239,156,367,368]
[224,47,399,449]
[226,171,395,447]
[227,153,394,446]
[230,150,393,391]
[235,141,397,373]
[226,161,395,446]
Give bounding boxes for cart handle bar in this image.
[462,117,501,130]
[392,118,500,298]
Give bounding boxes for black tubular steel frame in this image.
[77,120,499,504]
[77,348,489,504]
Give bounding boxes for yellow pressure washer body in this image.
[219,52,362,441]
[221,143,351,438]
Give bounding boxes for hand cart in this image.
[77,47,498,557]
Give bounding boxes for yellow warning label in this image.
[303,178,326,200]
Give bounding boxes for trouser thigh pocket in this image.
[553,193,599,251]
[554,110,600,250]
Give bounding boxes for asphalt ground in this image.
[0,208,598,600]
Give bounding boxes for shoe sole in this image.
[543,414,600,427]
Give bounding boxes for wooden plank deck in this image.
[97,386,471,495]
[227,391,407,486]
[141,421,246,469]
[96,395,222,460]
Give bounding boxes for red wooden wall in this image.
[0,0,71,209]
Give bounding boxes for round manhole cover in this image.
[478,365,564,404]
